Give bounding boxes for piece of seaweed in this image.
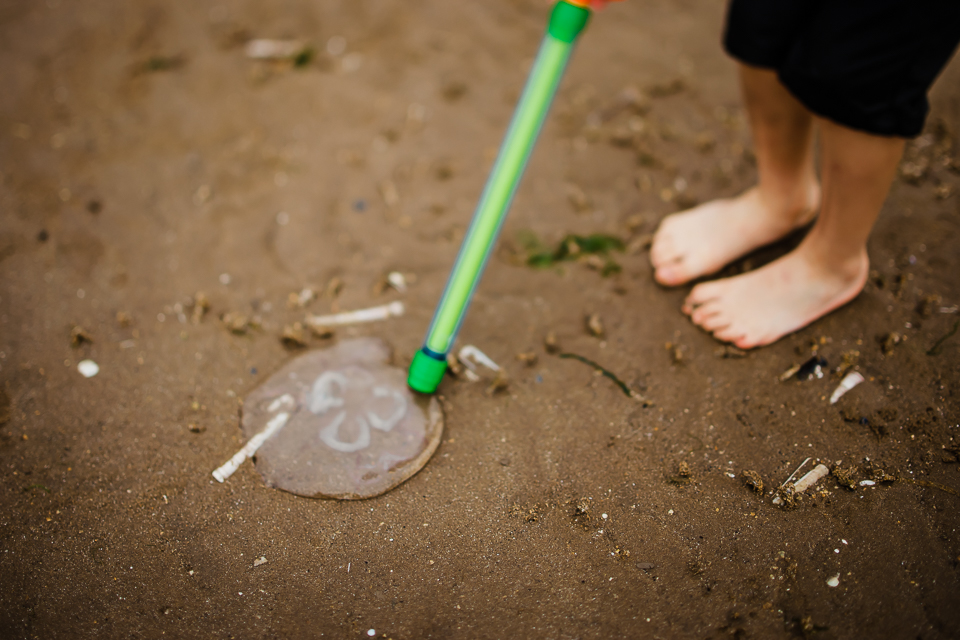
[559,352,646,403]
[524,233,625,270]
[927,319,959,356]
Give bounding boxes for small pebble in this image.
[515,351,538,367]
[70,325,94,347]
[585,313,605,338]
[77,360,99,378]
[827,575,840,588]
[366,630,376,637]
[544,331,561,354]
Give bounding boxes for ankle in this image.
[799,239,868,281]
[749,179,820,226]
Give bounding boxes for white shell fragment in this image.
[859,479,876,487]
[297,288,316,306]
[77,359,100,378]
[778,364,801,382]
[829,372,865,404]
[455,345,501,383]
[386,271,407,292]
[245,39,307,60]
[827,575,840,588]
[458,345,501,372]
[772,462,829,505]
[794,464,830,493]
[305,301,404,329]
[213,407,291,482]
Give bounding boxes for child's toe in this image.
[714,326,747,344]
[690,302,721,325]
[700,312,731,332]
[654,261,690,287]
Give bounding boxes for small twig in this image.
[903,478,959,497]
[559,352,643,401]
[927,319,960,355]
[779,457,812,489]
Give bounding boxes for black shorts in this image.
[724,0,960,138]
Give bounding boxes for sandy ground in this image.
[2,0,960,638]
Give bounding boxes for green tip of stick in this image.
[408,350,448,394]
[547,1,591,43]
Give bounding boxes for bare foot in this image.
[650,185,819,286]
[681,244,869,349]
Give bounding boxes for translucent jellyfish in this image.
[239,338,443,499]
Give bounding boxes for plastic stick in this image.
[408,1,591,393]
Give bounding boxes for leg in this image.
[683,118,905,348]
[650,64,820,286]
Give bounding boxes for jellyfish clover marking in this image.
[308,369,407,453]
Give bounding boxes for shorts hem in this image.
[778,71,923,139]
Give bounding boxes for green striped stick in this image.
[408,1,592,393]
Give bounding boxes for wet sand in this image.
[2,1,959,637]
